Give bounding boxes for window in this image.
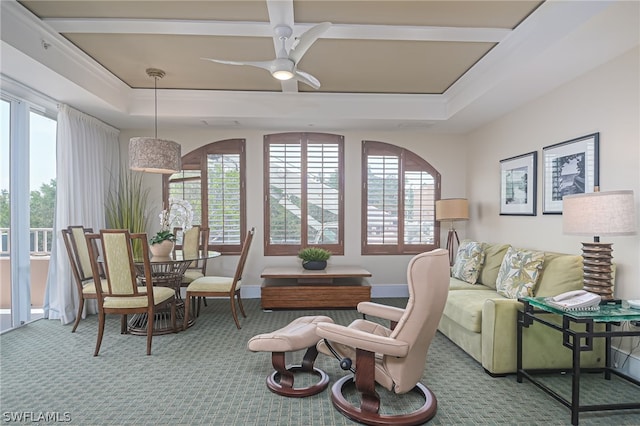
[362,141,441,255]
[264,133,344,256]
[164,139,245,254]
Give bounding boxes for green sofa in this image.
[437,242,605,376]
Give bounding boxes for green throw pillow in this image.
[495,247,545,299]
[451,241,485,284]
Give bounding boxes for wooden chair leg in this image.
[146,308,154,356]
[71,298,85,332]
[230,298,241,329]
[183,293,191,331]
[94,312,105,356]
[171,299,177,332]
[120,314,128,334]
[236,292,247,318]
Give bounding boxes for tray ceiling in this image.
[4,1,637,131]
[18,0,542,94]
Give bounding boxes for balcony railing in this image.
[0,228,53,256]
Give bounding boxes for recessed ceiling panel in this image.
[293,1,543,28]
[20,1,269,21]
[298,38,495,94]
[64,33,282,91]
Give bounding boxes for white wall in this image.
[466,46,640,299]
[118,128,467,292]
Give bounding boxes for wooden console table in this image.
[260,265,372,310]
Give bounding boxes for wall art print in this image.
[542,133,599,214]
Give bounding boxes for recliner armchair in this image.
[315,248,450,425]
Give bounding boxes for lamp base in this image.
[445,229,460,267]
[581,242,614,301]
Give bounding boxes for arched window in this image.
[362,141,441,255]
[163,139,246,254]
[264,132,344,256]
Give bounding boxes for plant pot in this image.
[150,240,174,257]
[302,260,327,270]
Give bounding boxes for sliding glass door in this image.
[0,95,56,332]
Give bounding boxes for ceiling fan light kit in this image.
[202,22,331,89]
[271,59,295,80]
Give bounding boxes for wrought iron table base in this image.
[517,299,640,425]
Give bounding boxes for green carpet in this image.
[1,298,639,425]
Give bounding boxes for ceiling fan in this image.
[202,22,331,89]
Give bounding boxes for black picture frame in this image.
[500,151,537,216]
[542,133,599,214]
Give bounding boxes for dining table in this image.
[127,249,221,335]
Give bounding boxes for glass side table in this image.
[517,297,640,425]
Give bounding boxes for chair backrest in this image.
[62,225,96,283]
[384,248,450,393]
[86,230,154,302]
[231,227,255,289]
[174,226,209,271]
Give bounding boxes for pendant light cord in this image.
[154,75,158,139]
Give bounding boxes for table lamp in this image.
[563,190,636,301]
[435,198,469,266]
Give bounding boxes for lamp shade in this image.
[129,137,181,174]
[563,190,636,236]
[435,198,469,221]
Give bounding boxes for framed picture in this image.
[500,151,537,216]
[542,133,599,214]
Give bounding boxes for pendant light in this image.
[129,68,181,174]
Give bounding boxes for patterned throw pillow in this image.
[451,241,485,284]
[495,247,545,299]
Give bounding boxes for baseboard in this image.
[240,283,408,300]
[612,346,640,381]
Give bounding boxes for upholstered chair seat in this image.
[103,286,175,309]
[182,269,205,283]
[186,276,235,292]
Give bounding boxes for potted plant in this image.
[105,168,150,258]
[150,198,194,257]
[298,247,332,270]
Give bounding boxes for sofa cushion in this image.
[495,246,545,299]
[442,289,503,333]
[449,278,493,291]
[478,243,510,289]
[535,252,584,297]
[451,241,485,284]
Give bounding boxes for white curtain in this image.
[43,104,120,324]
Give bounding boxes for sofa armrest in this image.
[481,298,522,374]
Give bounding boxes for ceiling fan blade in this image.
[294,70,321,90]
[289,22,331,64]
[201,58,274,72]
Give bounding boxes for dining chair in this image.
[173,225,210,286]
[86,229,177,356]
[62,225,106,332]
[183,227,254,329]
